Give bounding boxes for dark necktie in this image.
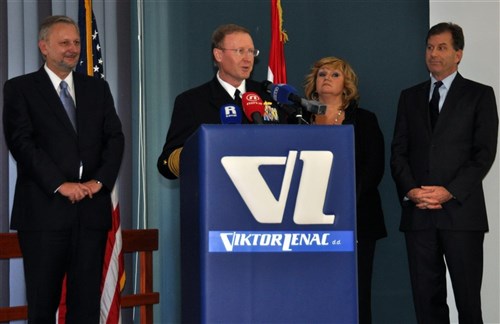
[234,89,242,107]
[429,80,443,130]
[60,80,77,131]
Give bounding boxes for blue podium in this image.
[180,125,357,323]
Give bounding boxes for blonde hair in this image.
[304,56,359,108]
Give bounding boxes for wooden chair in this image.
[0,229,159,324]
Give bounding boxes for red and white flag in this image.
[267,0,288,83]
[58,1,125,323]
[100,186,125,323]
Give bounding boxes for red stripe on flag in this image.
[100,198,124,323]
[268,0,288,83]
[57,276,67,322]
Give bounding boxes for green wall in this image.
[132,0,430,322]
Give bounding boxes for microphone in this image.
[241,92,265,124]
[220,104,243,124]
[262,81,327,115]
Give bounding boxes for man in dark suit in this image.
[3,15,124,323]
[391,22,498,323]
[157,23,286,179]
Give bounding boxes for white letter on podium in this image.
[221,151,297,223]
[293,151,335,224]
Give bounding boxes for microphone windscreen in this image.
[220,104,243,124]
[241,92,265,123]
[261,80,273,93]
[270,84,297,105]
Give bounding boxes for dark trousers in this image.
[18,224,107,324]
[405,229,484,324]
[358,239,376,324]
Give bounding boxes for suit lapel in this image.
[418,81,433,133]
[74,71,88,122]
[432,73,465,133]
[34,68,78,136]
[208,77,237,110]
[437,73,464,120]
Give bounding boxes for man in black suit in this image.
[391,22,498,323]
[3,15,124,323]
[157,23,286,179]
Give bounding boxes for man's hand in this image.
[58,182,92,203]
[407,186,453,209]
[81,180,103,197]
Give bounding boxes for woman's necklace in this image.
[333,109,344,124]
[312,105,345,125]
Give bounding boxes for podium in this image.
[180,125,357,323]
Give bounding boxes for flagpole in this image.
[136,0,147,230]
[84,0,93,76]
[134,0,146,321]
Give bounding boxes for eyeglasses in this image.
[219,48,260,57]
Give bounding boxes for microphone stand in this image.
[295,106,309,125]
[278,103,309,125]
[296,106,303,124]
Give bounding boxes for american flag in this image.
[76,0,104,78]
[267,0,288,83]
[58,1,124,323]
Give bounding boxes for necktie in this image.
[234,89,242,107]
[60,80,77,131]
[429,80,443,130]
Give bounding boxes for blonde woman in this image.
[304,56,386,324]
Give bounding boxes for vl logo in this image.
[221,151,335,225]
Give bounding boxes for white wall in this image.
[430,2,500,323]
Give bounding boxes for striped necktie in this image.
[60,80,77,131]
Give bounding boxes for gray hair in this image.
[39,15,79,41]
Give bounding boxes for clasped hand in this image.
[407,186,453,209]
[58,180,103,204]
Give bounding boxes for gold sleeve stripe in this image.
[168,147,183,177]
